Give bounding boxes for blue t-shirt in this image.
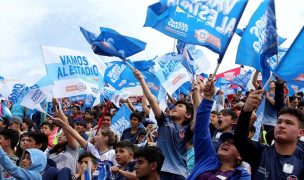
[262,93,277,126]
[121,127,143,144]
[253,145,304,179]
[156,113,189,178]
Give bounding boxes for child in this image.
[111,141,137,180]
[0,147,47,180]
[75,152,98,180]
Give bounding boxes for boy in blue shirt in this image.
[134,69,193,180]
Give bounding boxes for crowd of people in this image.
[0,69,303,180]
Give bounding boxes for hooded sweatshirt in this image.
[0,148,47,180]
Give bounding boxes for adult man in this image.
[134,69,193,180]
[134,146,164,180]
[234,90,304,179]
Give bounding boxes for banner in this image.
[235,0,277,85]
[154,52,191,95]
[80,26,146,59]
[215,67,241,81]
[42,46,106,102]
[274,27,304,83]
[110,104,132,135]
[19,76,54,113]
[144,0,248,54]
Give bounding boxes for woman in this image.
[15,132,29,159]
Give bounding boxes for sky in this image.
[0,0,303,84]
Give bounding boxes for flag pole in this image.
[211,55,223,80]
[261,71,273,91]
[120,57,136,71]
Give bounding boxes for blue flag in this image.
[110,104,132,135]
[142,71,161,98]
[144,1,248,54]
[274,27,304,83]
[104,61,138,90]
[266,47,288,71]
[80,26,146,58]
[235,0,277,86]
[231,70,253,90]
[133,59,156,71]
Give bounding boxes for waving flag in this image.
[154,52,191,95]
[215,67,241,81]
[266,47,288,71]
[8,83,27,104]
[144,1,248,54]
[101,87,131,108]
[0,77,11,100]
[235,0,277,85]
[274,27,304,83]
[80,27,146,59]
[19,76,54,113]
[133,59,156,71]
[231,69,253,89]
[42,46,106,103]
[142,71,161,97]
[104,61,138,90]
[110,104,132,135]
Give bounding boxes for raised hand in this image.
[202,78,215,100]
[243,90,264,112]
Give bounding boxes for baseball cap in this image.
[220,132,235,142]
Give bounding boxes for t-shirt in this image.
[262,93,277,127]
[48,145,79,174]
[111,161,136,180]
[120,127,143,144]
[86,142,117,178]
[253,145,304,179]
[156,113,189,178]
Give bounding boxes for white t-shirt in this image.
[85,142,117,166]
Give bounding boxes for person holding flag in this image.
[234,89,304,179]
[134,69,193,180]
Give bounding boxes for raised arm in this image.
[274,79,285,111]
[234,90,265,168]
[53,117,87,148]
[133,69,162,120]
[141,94,150,116]
[190,80,203,132]
[52,99,78,149]
[252,70,260,90]
[126,98,137,113]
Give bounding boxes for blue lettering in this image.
[60,56,66,65]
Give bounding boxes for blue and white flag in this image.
[266,47,288,71]
[110,104,132,135]
[42,46,106,104]
[236,28,286,46]
[274,27,304,83]
[145,1,248,54]
[133,59,156,71]
[18,76,54,113]
[8,83,27,104]
[182,44,211,75]
[287,82,304,96]
[80,26,146,59]
[235,0,277,85]
[0,77,11,100]
[142,71,161,98]
[253,97,266,141]
[101,87,130,108]
[104,61,138,90]
[231,69,253,90]
[154,52,191,95]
